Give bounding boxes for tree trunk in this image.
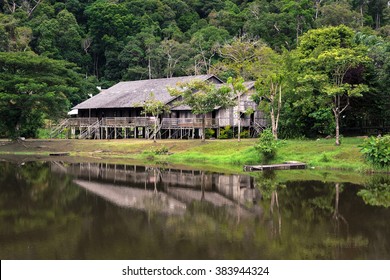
[334,109,340,146]
[148,53,152,80]
[201,114,206,142]
[153,117,157,143]
[237,93,241,142]
[269,82,281,140]
[270,108,278,140]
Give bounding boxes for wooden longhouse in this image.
[53,74,267,139]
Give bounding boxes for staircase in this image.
[50,119,69,138]
[251,121,267,137]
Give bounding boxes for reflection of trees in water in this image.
[255,171,284,238]
[2,161,389,259]
[332,183,348,235]
[0,161,86,259]
[254,172,374,258]
[358,175,390,208]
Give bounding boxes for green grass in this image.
[0,137,382,174]
[273,138,368,171]
[168,139,260,166]
[162,137,369,172]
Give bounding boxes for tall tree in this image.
[190,26,230,74]
[0,13,32,52]
[161,39,191,78]
[253,47,285,140]
[2,0,43,17]
[85,0,134,79]
[294,25,371,145]
[316,1,364,28]
[217,35,264,80]
[0,52,93,138]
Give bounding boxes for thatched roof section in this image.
[74,74,222,109]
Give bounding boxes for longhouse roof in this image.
[74,75,220,109]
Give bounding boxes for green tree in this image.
[1,0,43,17]
[358,175,390,207]
[294,25,371,145]
[190,26,230,74]
[0,52,91,138]
[217,35,264,80]
[253,47,286,140]
[243,0,314,50]
[254,128,279,162]
[0,13,32,52]
[316,1,364,28]
[85,0,134,79]
[209,0,245,36]
[360,135,390,168]
[168,79,233,142]
[161,38,191,78]
[354,33,390,127]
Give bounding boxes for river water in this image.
[0,159,389,259]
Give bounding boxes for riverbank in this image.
[0,137,371,172]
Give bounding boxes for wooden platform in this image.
[243,162,306,172]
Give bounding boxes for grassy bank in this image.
[0,137,373,173]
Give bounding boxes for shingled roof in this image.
[74,74,222,109]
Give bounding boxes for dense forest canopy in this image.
[0,0,389,138]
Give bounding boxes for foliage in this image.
[0,0,388,141]
[358,175,390,208]
[292,25,371,145]
[316,2,364,28]
[240,130,250,139]
[307,107,335,136]
[253,46,286,140]
[255,170,286,200]
[139,92,170,142]
[151,145,170,155]
[217,35,265,80]
[217,125,233,139]
[205,128,215,139]
[0,51,93,139]
[168,79,233,141]
[254,128,278,162]
[360,135,390,168]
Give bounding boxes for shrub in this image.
[360,135,390,168]
[205,128,215,139]
[240,129,250,138]
[320,152,330,162]
[145,146,169,155]
[218,125,233,139]
[254,128,278,163]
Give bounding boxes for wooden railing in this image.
[101,117,156,127]
[162,118,219,128]
[66,117,267,129]
[68,118,98,126]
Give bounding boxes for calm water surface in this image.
[0,159,389,259]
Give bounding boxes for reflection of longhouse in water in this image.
[51,162,262,216]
